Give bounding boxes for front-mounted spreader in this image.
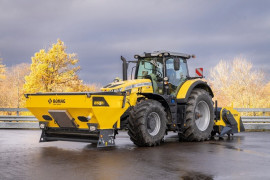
[25,92,128,147]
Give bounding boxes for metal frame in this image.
[135,51,192,59]
[24,92,124,98]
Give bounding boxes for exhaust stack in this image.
[120,56,128,80]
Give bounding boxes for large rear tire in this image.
[128,99,167,147]
[180,88,214,141]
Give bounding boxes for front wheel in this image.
[180,88,214,141]
[128,100,167,147]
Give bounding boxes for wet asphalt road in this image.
[0,130,270,180]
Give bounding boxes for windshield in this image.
[136,57,164,94]
[137,57,163,79]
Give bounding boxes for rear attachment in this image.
[213,102,245,137]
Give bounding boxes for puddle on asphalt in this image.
[209,142,244,152]
[208,140,270,158]
[181,171,214,180]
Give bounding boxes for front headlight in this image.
[40,123,45,129]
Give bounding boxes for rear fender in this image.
[176,80,214,103]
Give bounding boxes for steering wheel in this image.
[155,70,163,80]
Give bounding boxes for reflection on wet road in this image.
[0,130,270,180]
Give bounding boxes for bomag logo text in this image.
[48,98,66,104]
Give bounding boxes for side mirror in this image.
[173,58,180,71]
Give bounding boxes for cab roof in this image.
[135,51,192,59]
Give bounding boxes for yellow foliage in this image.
[24,39,83,93]
[0,58,6,80]
[209,57,270,109]
[0,63,30,114]
[80,83,101,92]
[264,82,270,95]
[0,40,99,113]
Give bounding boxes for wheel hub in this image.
[147,112,161,136]
[195,101,210,131]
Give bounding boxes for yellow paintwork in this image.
[26,79,153,130]
[26,94,131,129]
[176,79,207,99]
[101,79,153,93]
[214,106,242,132]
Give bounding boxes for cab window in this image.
[166,58,188,95]
[137,57,164,94]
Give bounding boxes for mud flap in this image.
[97,129,115,148]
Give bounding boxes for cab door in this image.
[165,57,189,95]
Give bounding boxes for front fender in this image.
[138,93,170,112]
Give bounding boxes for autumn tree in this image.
[24,39,85,93]
[79,83,100,92]
[0,63,30,113]
[209,57,270,109]
[0,58,5,80]
[264,82,270,96]
[0,40,98,112]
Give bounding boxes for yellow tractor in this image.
[25,51,245,147]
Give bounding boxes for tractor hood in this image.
[101,79,153,93]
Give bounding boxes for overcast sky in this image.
[0,0,269,85]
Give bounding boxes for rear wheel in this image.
[128,99,167,147]
[180,88,214,141]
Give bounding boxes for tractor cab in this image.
[134,51,192,95]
